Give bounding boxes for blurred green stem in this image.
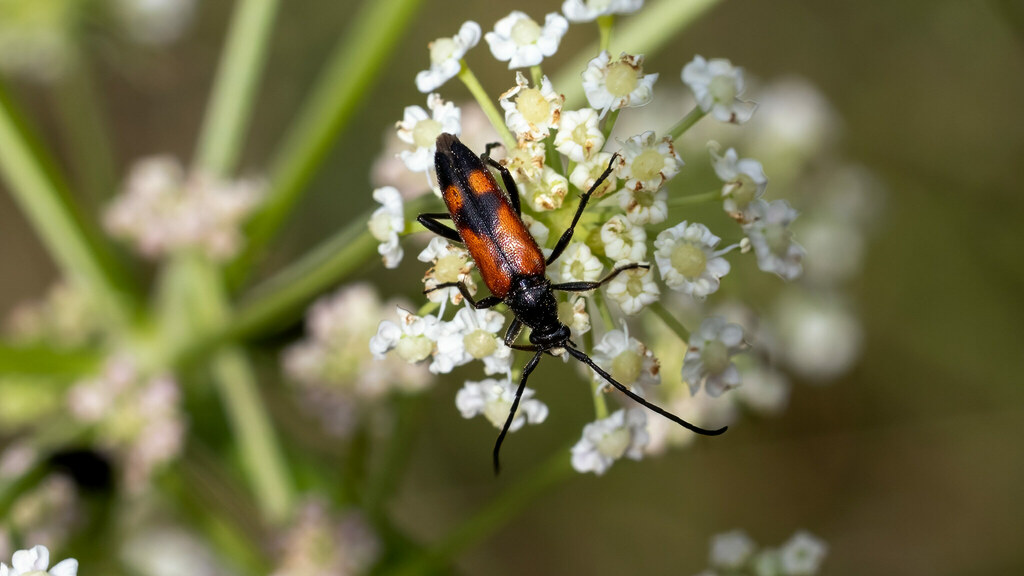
[555,0,725,107]
[650,301,690,341]
[668,189,719,206]
[231,0,423,285]
[598,15,614,51]
[53,54,117,205]
[194,0,280,176]
[668,106,707,141]
[458,62,517,150]
[0,343,101,376]
[384,449,575,576]
[0,85,132,325]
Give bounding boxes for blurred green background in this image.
[2,0,1023,574]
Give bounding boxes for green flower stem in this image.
[183,254,295,524]
[230,0,423,284]
[593,289,616,330]
[194,0,280,176]
[597,15,614,52]
[555,0,725,107]
[668,106,707,141]
[668,189,720,206]
[384,448,575,576]
[601,108,621,141]
[458,62,517,150]
[53,55,117,205]
[0,87,132,325]
[0,343,101,376]
[530,65,544,87]
[650,301,690,342]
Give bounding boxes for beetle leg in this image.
[503,318,524,348]
[550,262,650,292]
[417,213,461,243]
[546,153,620,265]
[482,155,522,217]
[493,350,544,474]
[426,281,502,309]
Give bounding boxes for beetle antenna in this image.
[493,350,544,475]
[564,346,728,437]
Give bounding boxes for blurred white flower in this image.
[779,531,828,575]
[415,21,481,93]
[1,545,77,576]
[8,475,78,556]
[744,199,804,280]
[682,56,756,124]
[734,363,790,416]
[654,222,735,299]
[571,408,648,475]
[710,529,756,569]
[681,316,745,397]
[562,0,644,22]
[0,1,76,82]
[115,0,197,45]
[367,186,406,269]
[774,292,862,382]
[456,378,548,431]
[795,216,864,286]
[500,72,563,142]
[396,93,461,173]
[554,108,604,163]
[582,51,657,117]
[485,11,568,69]
[270,500,379,576]
[104,156,264,261]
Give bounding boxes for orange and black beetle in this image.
[419,133,726,472]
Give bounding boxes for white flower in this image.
[654,222,735,298]
[456,378,548,431]
[571,408,648,475]
[774,292,862,382]
[485,11,568,69]
[521,214,550,248]
[562,0,644,22]
[600,214,646,261]
[710,144,767,223]
[744,199,804,280]
[500,72,564,141]
[369,307,442,366]
[590,324,659,390]
[681,316,745,397]
[415,21,481,93]
[616,187,667,225]
[710,530,756,569]
[396,94,461,173]
[554,242,603,283]
[734,364,790,415]
[104,156,264,261]
[270,501,380,576]
[557,296,591,336]
[605,262,659,315]
[503,140,547,185]
[569,151,618,198]
[1,545,77,576]
[115,0,197,45]
[617,130,682,192]
[523,166,569,212]
[779,531,828,575]
[554,108,604,162]
[417,237,476,311]
[582,51,657,117]
[433,306,512,376]
[682,55,756,124]
[367,186,406,269]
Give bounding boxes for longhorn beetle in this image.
[419,133,727,473]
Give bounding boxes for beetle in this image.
[419,133,726,473]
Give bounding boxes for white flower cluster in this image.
[66,354,185,493]
[269,500,379,576]
[104,156,264,261]
[695,529,827,576]
[283,284,433,436]
[373,4,823,475]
